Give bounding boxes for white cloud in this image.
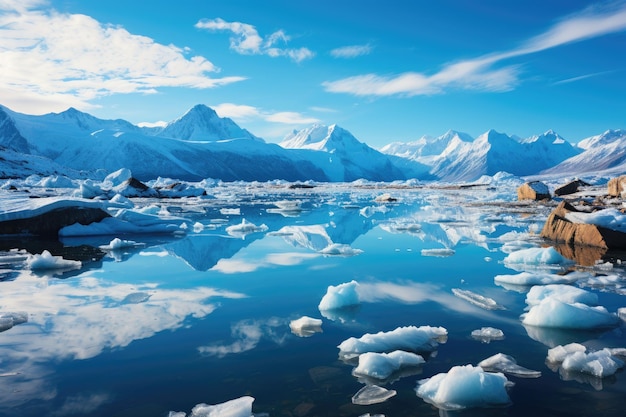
[0,3,244,114]
[212,102,320,125]
[323,2,626,97]
[195,17,315,63]
[330,44,372,58]
[198,317,288,357]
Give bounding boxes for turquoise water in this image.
[0,185,624,416]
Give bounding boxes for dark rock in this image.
[0,206,110,236]
[541,201,626,250]
[517,181,550,201]
[554,180,587,196]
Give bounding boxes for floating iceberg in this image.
[503,247,574,268]
[289,316,322,337]
[522,298,618,329]
[225,219,268,238]
[452,288,505,310]
[525,284,598,307]
[351,384,397,405]
[352,350,425,380]
[318,280,360,311]
[168,396,254,417]
[338,325,448,360]
[415,364,513,410]
[470,327,505,343]
[25,250,82,271]
[494,271,589,286]
[477,353,541,378]
[421,248,455,257]
[547,343,625,378]
[99,237,142,251]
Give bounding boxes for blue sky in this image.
[1,0,625,147]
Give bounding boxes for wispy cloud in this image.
[330,44,373,58]
[213,102,320,125]
[0,1,244,114]
[324,2,626,97]
[195,17,314,63]
[553,70,613,85]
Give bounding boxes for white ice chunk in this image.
[619,307,626,321]
[318,243,363,256]
[503,247,574,267]
[547,344,625,378]
[351,384,397,405]
[494,271,589,286]
[318,280,360,311]
[452,288,505,310]
[521,298,618,329]
[25,250,81,271]
[338,325,448,360]
[289,316,322,337]
[99,237,141,251]
[353,350,425,380]
[478,353,541,378]
[225,219,268,238]
[416,365,512,410]
[171,396,255,417]
[470,327,505,343]
[525,284,598,307]
[421,248,455,257]
[565,208,626,233]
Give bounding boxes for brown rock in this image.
[517,181,550,201]
[541,201,626,249]
[607,175,626,197]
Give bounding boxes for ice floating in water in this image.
[168,396,254,417]
[272,200,302,210]
[0,312,28,332]
[619,307,626,321]
[351,384,397,405]
[318,280,360,311]
[494,271,589,286]
[470,327,505,343]
[225,219,268,238]
[522,298,618,329]
[353,350,425,380]
[318,243,363,256]
[25,250,82,271]
[547,343,625,378]
[289,316,322,337]
[421,248,455,257]
[338,325,448,360]
[478,353,541,378]
[220,208,241,215]
[415,364,513,410]
[452,288,505,310]
[503,247,574,268]
[525,284,598,307]
[99,237,142,251]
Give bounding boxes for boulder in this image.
[541,201,626,250]
[554,179,589,197]
[517,181,550,201]
[607,175,626,197]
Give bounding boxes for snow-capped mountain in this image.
[280,124,426,181]
[380,130,474,166]
[542,129,626,176]
[156,104,262,142]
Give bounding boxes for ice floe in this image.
[351,384,397,405]
[421,248,455,257]
[494,271,589,286]
[477,353,541,378]
[452,288,505,310]
[25,250,81,271]
[547,343,625,378]
[415,364,513,410]
[352,350,425,380]
[338,325,448,360]
[289,316,322,337]
[0,312,28,333]
[225,219,268,238]
[168,396,255,417]
[318,280,360,311]
[522,298,619,329]
[99,237,142,251]
[318,243,363,256]
[503,247,574,269]
[525,284,598,307]
[470,327,505,343]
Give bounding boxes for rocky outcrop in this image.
[541,201,626,250]
[517,181,550,201]
[554,179,589,196]
[607,175,626,197]
[0,206,110,236]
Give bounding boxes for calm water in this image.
[1,184,624,416]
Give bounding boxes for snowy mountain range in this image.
[1,103,624,182]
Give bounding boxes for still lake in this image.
[1,183,625,416]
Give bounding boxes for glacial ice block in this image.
[352,350,425,379]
